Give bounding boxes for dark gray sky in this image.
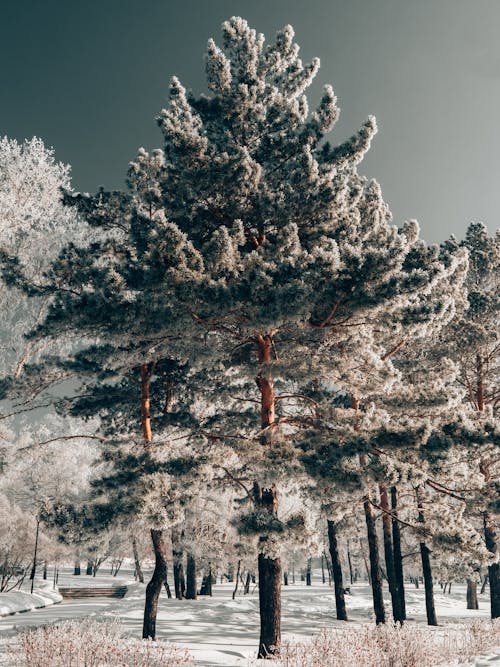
[2,0,499,243]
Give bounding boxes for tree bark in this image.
[391,486,406,620]
[363,491,385,624]
[172,525,185,600]
[74,558,81,576]
[255,482,281,659]
[417,490,437,626]
[466,579,479,610]
[132,536,144,583]
[233,560,241,599]
[254,333,281,658]
[185,552,197,600]
[347,540,354,585]
[483,511,500,618]
[306,557,312,586]
[143,528,168,639]
[379,484,404,622]
[30,518,40,594]
[327,519,348,621]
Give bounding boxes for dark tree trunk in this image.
[323,551,332,586]
[43,561,48,580]
[321,554,325,584]
[233,560,241,599]
[283,571,288,586]
[172,526,185,600]
[391,486,406,620]
[466,579,479,610]
[185,552,197,600]
[483,511,500,618]
[347,541,354,585]
[379,484,404,623]
[244,571,251,595]
[200,564,213,596]
[255,482,281,659]
[363,491,385,623]
[306,558,312,586]
[327,519,348,621]
[480,574,488,595]
[74,559,81,576]
[132,536,144,584]
[86,561,92,575]
[143,528,168,639]
[30,518,40,594]
[417,490,437,626]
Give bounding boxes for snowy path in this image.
[0,571,498,666]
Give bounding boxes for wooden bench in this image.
[58,586,128,599]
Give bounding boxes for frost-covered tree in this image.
[1,17,468,657]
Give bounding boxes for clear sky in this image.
[2,0,499,244]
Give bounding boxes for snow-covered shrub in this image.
[276,620,500,667]
[9,618,193,666]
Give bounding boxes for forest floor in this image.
[0,567,498,666]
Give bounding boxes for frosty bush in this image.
[276,620,500,667]
[8,618,194,666]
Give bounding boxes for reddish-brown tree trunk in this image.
[254,333,281,658]
[143,528,168,639]
[327,519,348,620]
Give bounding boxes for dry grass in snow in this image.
[7,618,194,667]
[276,620,500,667]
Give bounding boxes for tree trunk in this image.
[391,486,406,620]
[379,484,404,623]
[244,571,251,595]
[43,561,48,580]
[321,554,325,584]
[417,490,437,626]
[172,525,185,600]
[132,536,144,584]
[327,519,348,621]
[74,558,81,576]
[255,482,281,659]
[480,574,488,595]
[86,561,92,575]
[283,571,288,586]
[233,560,241,599]
[254,333,281,658]
[306,557,312,586]
[30,518,40,594]
[347,541,354,585]
[363,488,385,623]
[466,579,479,610]
[143,528,168,639]
[483,511,500,618]
[185,552,197,600]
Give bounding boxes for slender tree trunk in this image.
[233,560,241,600]
[74,558,81,576]
[185,552,197,600]
[379,484,404,623]
[466,579,479,610]
[86,561,92,575]
[417,489,437,626]
[306,558,312,586]
[283,571,288,586]
[43,561,48,580]
[172,525,185,600]
[323,551,332,586]
[327,519,348,621]
[255,333,281,659]
[480,574,488,595]
[483,511,500,618]
[321,554,325,584]
[244,571,251,595]
[30,518,40,594]
[391,486,406,620]
[132,536,144,583]
[143,528,168,639]
[347,540,354,585]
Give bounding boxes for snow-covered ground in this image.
[0,568,498,666]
